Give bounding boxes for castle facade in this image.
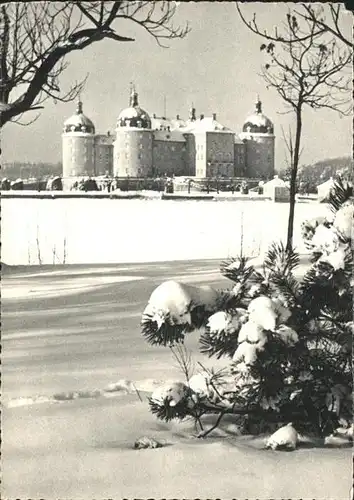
[62,88,275,182]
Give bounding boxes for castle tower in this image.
[239,96,275,179]
[113,86,153,177]
[62,100,96,183]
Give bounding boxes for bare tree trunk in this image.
[286,107,302,251]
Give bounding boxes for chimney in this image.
[107,130,111,137]
[176,114,180,120]
[212,113,217,121]
[200,114,204,120]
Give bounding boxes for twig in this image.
[197,410,227,438]
[131,382,143,402]
[36,225,42,265]
[170,343,195,383]
[63,235,67,264]
[52,244,57,265]
[240,210,244,259]
[27,243,31,265]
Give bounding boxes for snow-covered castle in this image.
[62,86,275,181]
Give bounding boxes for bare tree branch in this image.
[0,1,190,127]
[237,2,351,251]
[236,2,353,49]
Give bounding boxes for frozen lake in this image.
[2,198,328,265]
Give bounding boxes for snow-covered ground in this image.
[2,198,328,265]
[3,394,352,499]
[2,260,352,498]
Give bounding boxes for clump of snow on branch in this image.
[232,340,262,365]
[275,325,299,346]
[237,320,267,345]
[247,296,278,331]
[302,198,353,272]
[151,381,191,407]
[141,280,220,345]
[146,280,217,327]
[207,310,245,337]
[333,203,354,239]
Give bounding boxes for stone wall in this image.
[152,140,187,176]
[205,132,235,177]
[244,134,274,179]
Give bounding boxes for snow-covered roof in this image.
[183,117,232,134]
[263,176,287,188]
[153,129,186,143]
[151,116,187,131]
[243,98,273,134]
[117,106,151,129]
[117,89,151,129]
[63,101,95,134]
[151,116,171,130]
[234,136,245,145]
[317,177,335,189]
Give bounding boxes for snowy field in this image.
[2,259,352,498]
[3,199,349,499]
[2,198,328,265]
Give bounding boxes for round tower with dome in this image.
[62,100,96,184]
[113,85,153,177]
[239,96,275,180]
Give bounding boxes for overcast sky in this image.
[2,2,352,169]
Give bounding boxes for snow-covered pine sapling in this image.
[142,180,353,438]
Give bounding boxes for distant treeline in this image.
[279,156,353,193]
[2,156,352,189]
[1,161,62,180]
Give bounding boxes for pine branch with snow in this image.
[141,181,353,439]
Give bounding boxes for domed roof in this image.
[117,87,151,129]
[243,98,274,134]
[63,101,95,134]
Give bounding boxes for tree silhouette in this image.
[236,3,351,250]
[0,1,189,126]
